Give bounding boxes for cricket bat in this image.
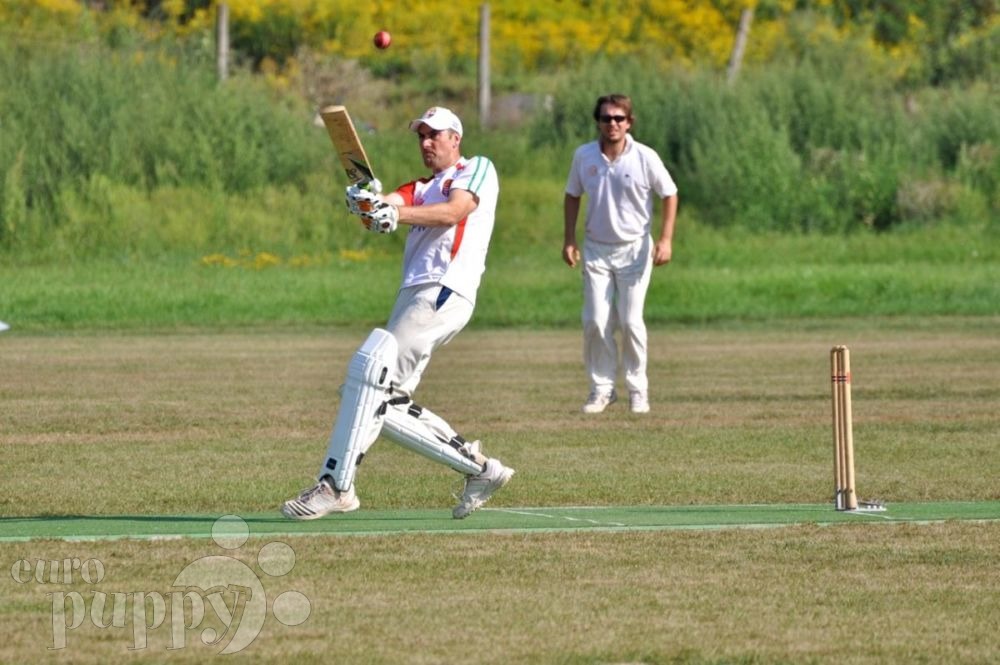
[320,105,376,186]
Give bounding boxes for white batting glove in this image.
[363,178,382,195]
[345,184,379,216]
[360,201,399,234]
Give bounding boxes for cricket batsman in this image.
[282,106,514,520]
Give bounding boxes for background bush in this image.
[0,1,997,262]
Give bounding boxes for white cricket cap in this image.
[409,106,463,137]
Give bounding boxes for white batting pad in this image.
[319,328,397,490]
[381,402,484,476]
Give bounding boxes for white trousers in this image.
[386,283,474,398]
[582,235,653,394]
[317,287,482,487]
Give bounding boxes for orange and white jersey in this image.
[394,155,499,304]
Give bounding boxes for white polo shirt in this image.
[394,155,499,304]
[565,134,677,244]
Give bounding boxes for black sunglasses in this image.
[599,114,628,124]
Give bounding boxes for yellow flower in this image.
[339,248,372,262]
[252,252,282,269]
[200,253,238,267]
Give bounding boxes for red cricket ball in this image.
[373,30,391,49]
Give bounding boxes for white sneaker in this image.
[629,391,650,413]
[582,389,617,414]
[453,459,515,519]
[281,477,360,520]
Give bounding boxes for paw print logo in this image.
[170,515,310,654]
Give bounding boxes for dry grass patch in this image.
[1,523,998,663]
[2,321,999,662]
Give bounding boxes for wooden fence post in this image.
[478,3,491,128]
[727,7,753,84]
[217,2,230,82]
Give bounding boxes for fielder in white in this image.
[283,107,514,520]
[563,94,679,414]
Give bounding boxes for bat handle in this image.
[359,177,382,194]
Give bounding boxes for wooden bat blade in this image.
[319,105,375,184]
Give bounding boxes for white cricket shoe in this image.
[453,458,515,519]
[281,477,359,520]
[582,389,617,414]
[629,391,650,414]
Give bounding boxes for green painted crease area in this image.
[2,501,999,542]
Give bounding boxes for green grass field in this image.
[3,223,999,331]
[2,321,998,663]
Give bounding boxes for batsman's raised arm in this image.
[383,188,478,228]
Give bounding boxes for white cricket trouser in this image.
[316,287,482,488]
[582,235,653,394]
[386,283,474,398]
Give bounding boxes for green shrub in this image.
[920,83,1000,169]
[1,19,998,262]
[0,39,324,234]
[532,50,997,234]
[1,149,27,248]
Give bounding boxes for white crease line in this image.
[844,510,893,521]
[489,508,626,527]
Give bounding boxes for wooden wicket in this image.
[831,345,858,510]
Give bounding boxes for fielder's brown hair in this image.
[592,94,634,123]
